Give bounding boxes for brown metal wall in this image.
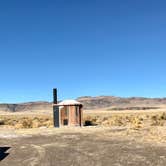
[59,105,82,127]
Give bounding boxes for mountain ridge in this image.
[1,96,166,112]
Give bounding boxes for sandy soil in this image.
[1,126,166,166]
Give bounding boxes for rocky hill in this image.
[0,96,166,112]
[77,96,166,109]
[0,102,52,112]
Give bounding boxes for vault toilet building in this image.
[53,89,83,127]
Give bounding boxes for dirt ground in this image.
[1,127,166,166]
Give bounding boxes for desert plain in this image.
[1,106,166,166]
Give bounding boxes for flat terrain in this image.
[1,127,166,166]
[1,109,166,166]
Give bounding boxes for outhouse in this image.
[53,89,83,127]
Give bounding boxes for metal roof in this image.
[55,99,82,106]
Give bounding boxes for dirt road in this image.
[0,127,166,166]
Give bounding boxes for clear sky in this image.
[0,0,166,103]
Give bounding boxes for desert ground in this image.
[1,109,166,166]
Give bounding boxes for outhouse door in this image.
[61,106,69,126]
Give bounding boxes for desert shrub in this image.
[0,119,5,125]
[43,120,53,127]
[150,114,165,126]
[151,120,164,126]
[21,118,33,128]
[15,123,24,129]
[130,116,143,129]
[112,116,124,126]
[103,117,108,121]
[101,116,127,126]
[151,115,158,121]
[32,119,41,128]
[139,117,144,121]
[146,115,149,118]
[160,112,166,120]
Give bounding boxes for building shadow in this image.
[84,120,97,126]
[0,147,10,161]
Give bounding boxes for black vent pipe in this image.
[53,88,57,104]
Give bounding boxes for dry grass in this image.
[1,110,166,129]
[0,114,53,129]
[83,111,166,130]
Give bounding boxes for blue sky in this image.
[0,0,166,103]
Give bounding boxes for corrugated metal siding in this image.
[53,106,59,127]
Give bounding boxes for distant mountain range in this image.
[0,102,51,112]
[0,96,166,112]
